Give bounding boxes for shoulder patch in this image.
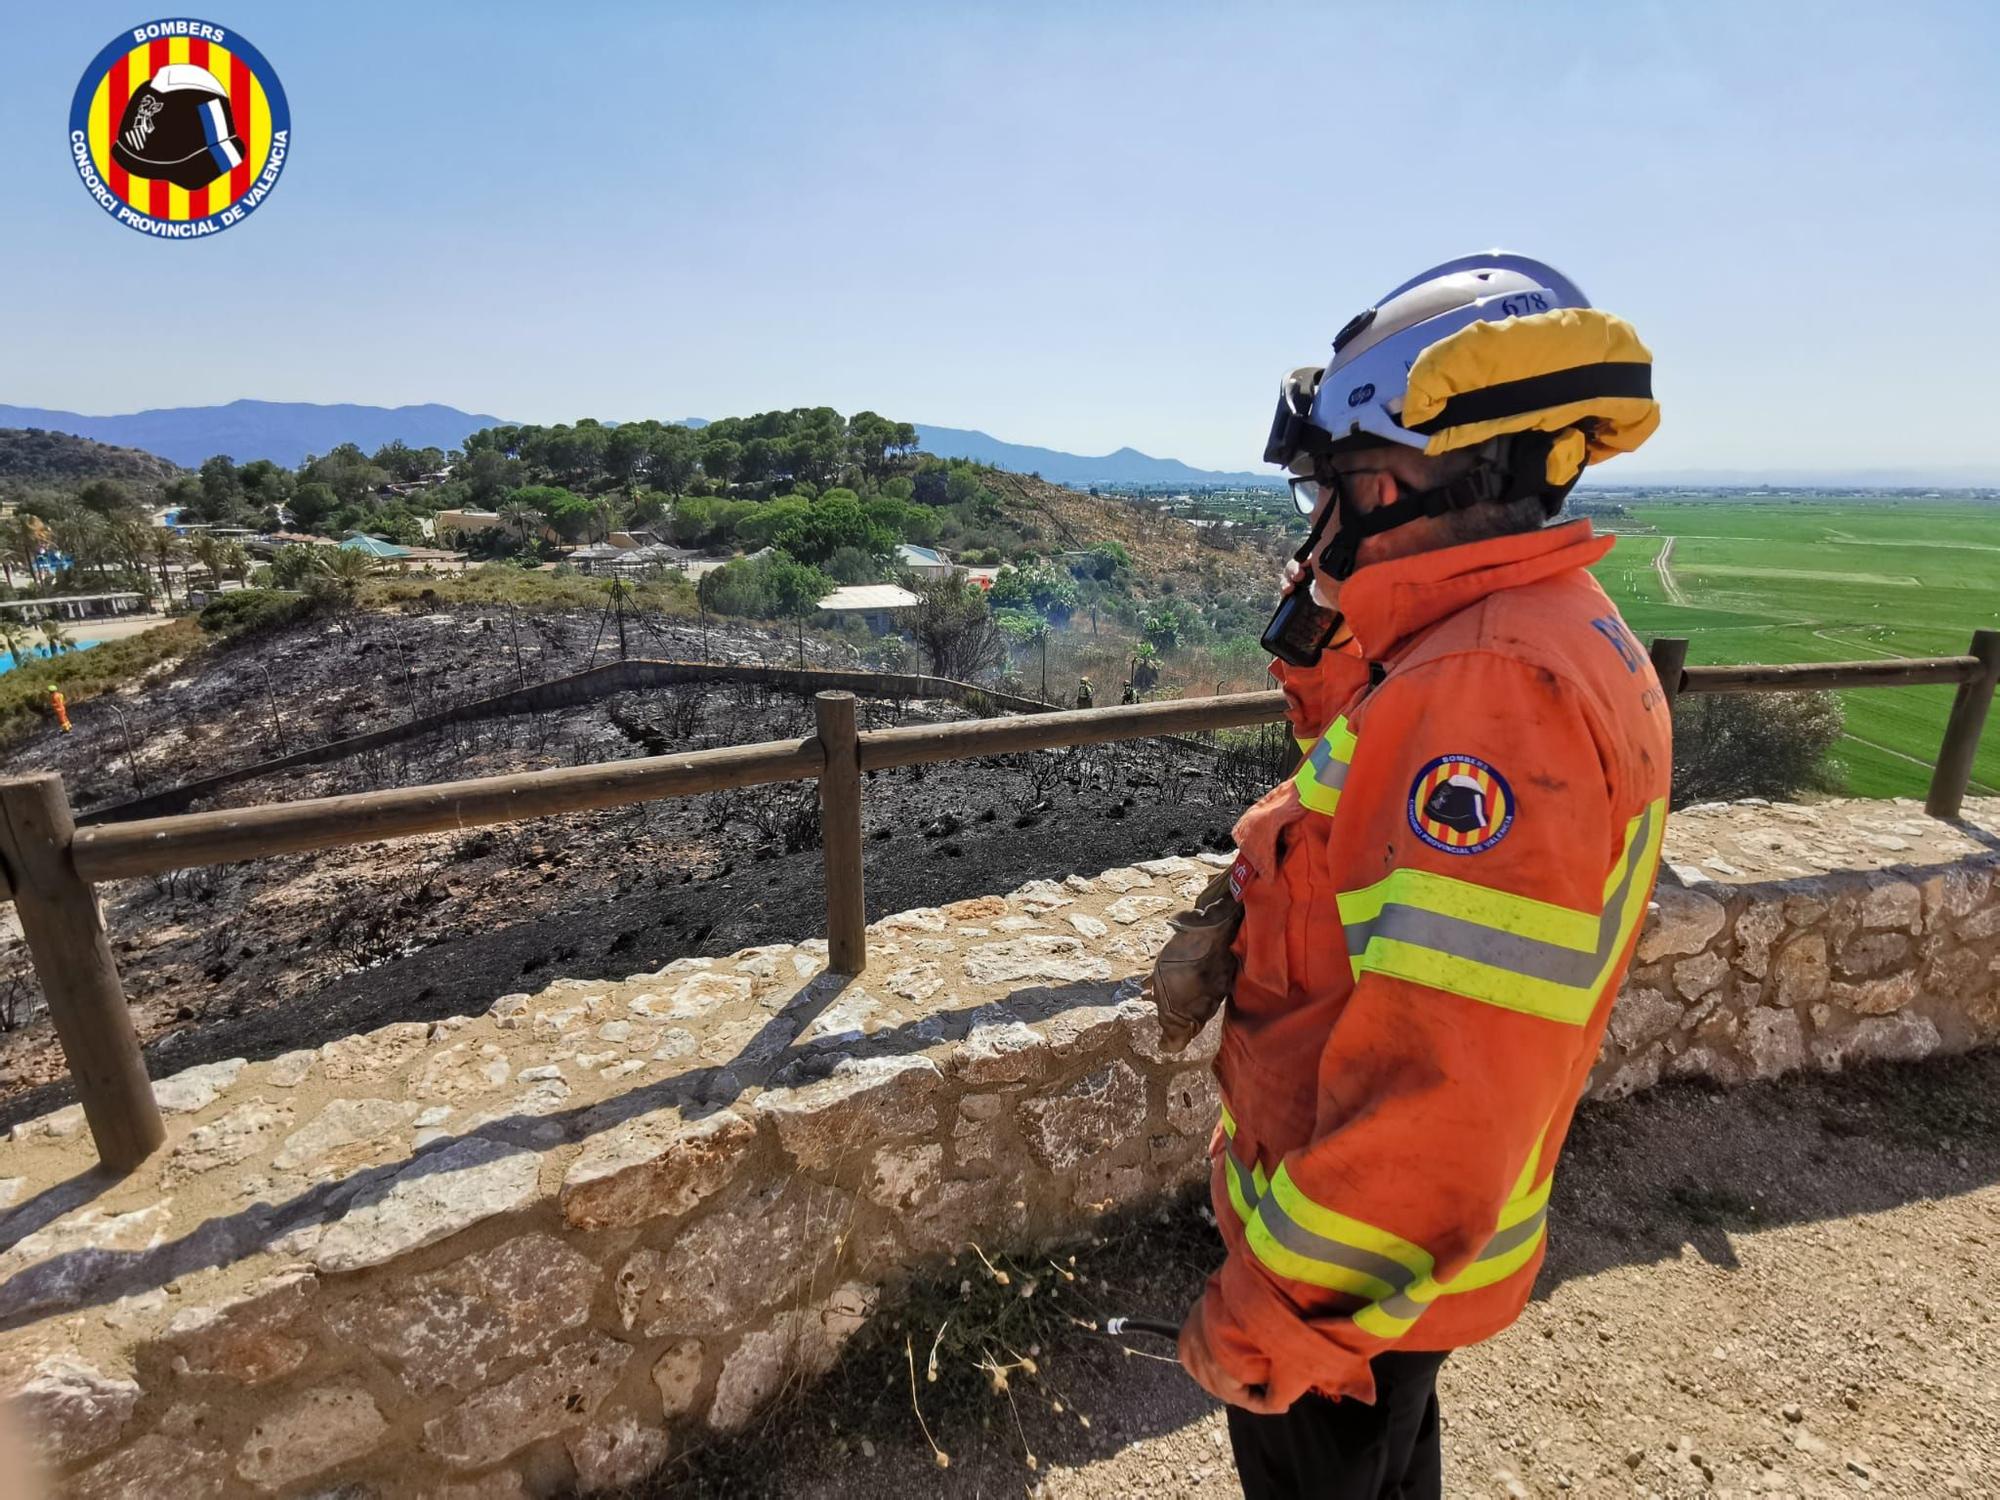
[1409,754,1514,855]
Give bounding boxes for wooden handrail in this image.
[1680,656,1983,694]
[857,691,1288,770]
[71,736,822,882]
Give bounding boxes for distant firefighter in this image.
[47,687,70,734]
[1076,677,1094,709]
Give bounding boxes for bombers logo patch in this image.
[68,19,290,239]
[1408,754,1514,855]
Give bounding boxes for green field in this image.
[1586,500,2000,799]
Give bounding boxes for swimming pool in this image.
[0,640,102,675]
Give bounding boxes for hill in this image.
[0,400,507,468]
[0,427,181,493]
[912,423,1276,487]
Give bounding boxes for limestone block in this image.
[962,934,1112,987]
[560,1106,756,1230]
[629,970,756,1020]
[164,1097,294,1183]
[272,1097,418,1175]
[867,1143,942,1210]
[1837,931,1911,979]
[311,1137,542,1273]
[1813,1011,1942,1069]
[1103,892,1178,926]
[7,1355,140,1464]
[1012,878,1075,911]
[10,1103,84,1140]
[152,1057,248,1114]
[1635,885,1727,962]
[1075,1159,1150,1211]
[423,1333,631,1469]
[613,1180,847,1336]
[236,1384,387,1491]
[1097,867,1154,892]
[322,1233,596,1394]
[1042,1002,1128,1052]
[319,1021,430,1081]
[1120,995,1223,1065]
[651,1338,705,1416]
[266,1049,316,1087]
[412,1041,514,1102]
[1922,866,1992,930]
[1959,904,2000,943]
[954,1013,1053,1084]
[1592,1045,1664,1100]
[1017,1060,1148,1172]
[1834,971,1920,1016]
[1859,878,1922,933]
[1733,898,1785,979]
[72,1434,229,1500]
[708,1282,878,1430]
[568,1417,672,1492]
[1771,934,1830,1008]
[753,1055,941,1172]
[165,1269,318,1386]
[1068,912,1109,940]
[1927,945,1994,1004]
[1744,1009,1806,1080]
[942,895,1009,921]
[1671,951,1729,1002]
[0,1201,173,1322]
[1608,986,1681,1049]
[1164,1068,1219,1136]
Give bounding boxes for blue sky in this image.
[7,1,1999,477]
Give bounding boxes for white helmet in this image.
[1265,251,1658,486]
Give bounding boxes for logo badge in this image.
[1408,754,1514,855]
[69,19,290,238]
[1346,383,1376,408]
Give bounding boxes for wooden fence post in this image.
[0,774,163,1171]
[1649,637,1690,711]
[815,692,867,974]
[1926,628,2000,820]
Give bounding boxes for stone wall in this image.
[2,797,1996,1498]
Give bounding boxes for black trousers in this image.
[1226,1351,1448,1500]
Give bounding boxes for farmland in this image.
[1586,498,2000,797]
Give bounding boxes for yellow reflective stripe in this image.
[1292,716,1358,816]
[1242,1165,1435,1299]
[1350,1172,1554,1339]
[1337,799,1665,1026]
[1339,868,1600,950]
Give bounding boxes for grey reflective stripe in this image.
[1307,734,1352,787]
[1366,1204,1550,1324]
[1478,1203,1548,1262]
[1226,1149,1261,1214]
[1346,804,1657,987]
[1252,1191,1426,1296]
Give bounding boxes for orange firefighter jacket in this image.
[1196,520,1671,1408]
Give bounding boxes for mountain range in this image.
[0,401,1279,487]
[0,401,1988,491]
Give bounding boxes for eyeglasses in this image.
[1288,475,1329,518]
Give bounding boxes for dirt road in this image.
[1653,534,1690,607]
[649,1050,2000,1500]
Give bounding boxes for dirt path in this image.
[647,1050,2000,1500]
[1653,534,1690,606]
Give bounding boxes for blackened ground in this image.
[0,608,1285,1128]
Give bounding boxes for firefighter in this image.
[47,686,71,734]
[1148,254,1669,1499]
[1077,677,1095,710]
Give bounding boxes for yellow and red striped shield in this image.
[1408,754,1515,855]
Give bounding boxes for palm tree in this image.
[2,514,50,589]
[149,529,186,607]
[220,542,250,587]
[498,501,542,549]
[0,616,31,669]
[191,535,224,590]
[310,546,381,630]
[38,617,70,658]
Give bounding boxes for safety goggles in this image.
[1262,366,1328,469]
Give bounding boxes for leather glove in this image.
[1144,868,1243,1053]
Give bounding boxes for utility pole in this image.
[507,603,527,688]
[258,663,288,752]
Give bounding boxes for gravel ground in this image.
[641,1049,2000,1500]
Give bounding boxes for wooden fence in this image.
[1,631,1994,1172]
